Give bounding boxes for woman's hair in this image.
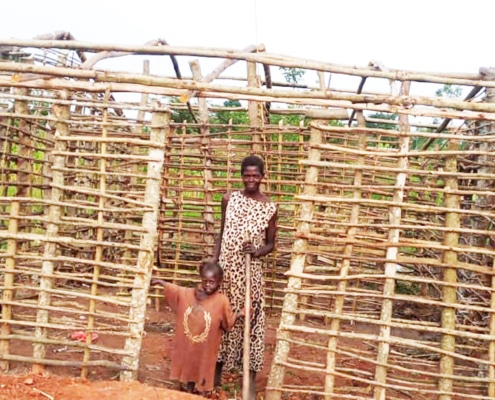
[241,155,265,176]
[199,259,224,280]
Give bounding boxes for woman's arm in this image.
[212,192,230,262]
[243,208,278,258]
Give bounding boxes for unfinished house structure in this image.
[0,33,494,399]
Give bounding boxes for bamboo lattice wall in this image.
[0,35,494,399]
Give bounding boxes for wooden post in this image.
[32,91,69,373]
[0,99,21,371]
[0,203,19,372]
[120,103,169,381]
[190,60,215,254]
[243,248,252,400]
[489,256,495,398]
[266,125,322,400]
[374,81,411,400]
[438,136,460,400]
[479,82,495,399]
[324,111,366,398]
[247,61,263,154]
[123,60,150,297]
[81,90,110,379]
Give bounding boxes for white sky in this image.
[2,0,493,76]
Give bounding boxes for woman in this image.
[212,155,278,399]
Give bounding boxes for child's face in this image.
[200,269,221,295]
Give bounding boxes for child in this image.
[152,260,242,397]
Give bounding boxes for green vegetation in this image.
[279,67,306,86]
[395,280,420,295]
[435,83,462,99]
[210,99,249,127]
[366,112,398,150]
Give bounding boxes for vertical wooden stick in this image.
[242,236,252,400]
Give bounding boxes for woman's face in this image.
[242,165,263,193]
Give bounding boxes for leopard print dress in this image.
[217,191,277,372]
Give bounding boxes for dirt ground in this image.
[0,303,305,400]
[0,292,484,400]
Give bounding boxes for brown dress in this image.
[165,284,236,392]
[217,191,277,372]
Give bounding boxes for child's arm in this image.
[222,308,236,332]
[151,279,181,312]
[221,298,252,331]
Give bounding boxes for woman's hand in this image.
[242,241,258,257]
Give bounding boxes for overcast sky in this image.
[2,0,493,76]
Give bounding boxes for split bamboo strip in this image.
[0,231,153,252]
[0,334,131,355]
[281,289,495,320]
[2,300,133,325]
[5,286,131,307]
[299,160,495,180]
[0,354,125,370]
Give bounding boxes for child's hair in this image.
[199,259,224,280]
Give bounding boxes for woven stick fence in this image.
[0,35,494,399]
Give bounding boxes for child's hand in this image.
[237,307,253,320]
[151,279,168,287]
